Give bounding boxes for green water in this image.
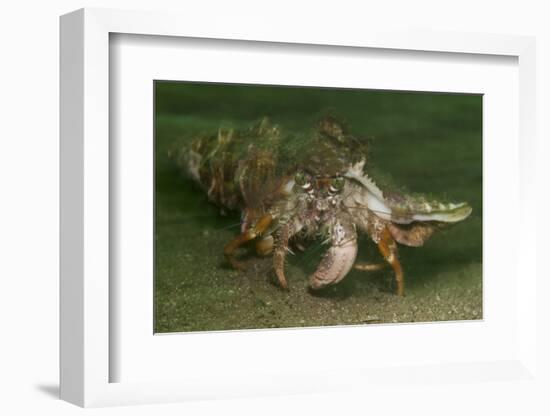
[154,82,482,333]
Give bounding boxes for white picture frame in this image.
[60,7,538,408]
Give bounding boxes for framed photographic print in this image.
[60,7,538,408]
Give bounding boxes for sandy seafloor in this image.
[154,83,483,333]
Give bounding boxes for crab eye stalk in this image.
[330,176,345,193]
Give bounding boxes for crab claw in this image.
[309,220,358,290]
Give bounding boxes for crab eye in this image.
[330,177,345,192]
[295,171,307,186]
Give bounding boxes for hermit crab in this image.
[171,115,472,296]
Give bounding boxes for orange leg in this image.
[272,223,292,290]
[224,214,272,270]
[377,227,405,296]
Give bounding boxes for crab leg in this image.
[273,219,302,290]
[224,213,272,270]
[377,227,405,296]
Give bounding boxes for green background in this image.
[154,82,482,333]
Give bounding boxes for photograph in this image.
[154,81,482,333]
